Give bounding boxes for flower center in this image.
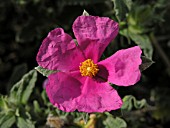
[79,59,99,77]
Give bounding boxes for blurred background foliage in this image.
[0,0,170,127]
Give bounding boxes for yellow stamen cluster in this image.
[79,59,99,77]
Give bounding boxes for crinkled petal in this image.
[36,28,85,71]
[98,46,142,86]
[77,77,122,113]
[69,70,87,84]
[73,16,119,63]
[46,72,82,112]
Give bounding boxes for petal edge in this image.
[98,46,142,86]
[77,78,123,113]
[73,16,119,62]
[36,28,85,72]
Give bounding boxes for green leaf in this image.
[9,70,37,105]
[35,66,56,77]
[0,114,15,128]
[104,114,127,128]
[17,117,35,128]
[33,100,42,114]
[127,4,155,34]
[129,5,153,27]
[140,56,154,71]
[21,70,37,104]
[119,28,131,44]
[121,95,147,111]
[128,25,144,34]
[112,0,128,21]
[0,95,9,114]
[7,63,28,92]
[41,90,48,105]
[129,33,153,59]
[123,0,133,10]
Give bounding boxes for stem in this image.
[82,113,89,124]
[150,33,170,70]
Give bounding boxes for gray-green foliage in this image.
[0,113,16,128]
[112,0,130,21]
[121,95,147,111]
[10,70,37,104]
[0,70,37,128]
[7,63,28,92]
[1,68,146,127]
[130,34,153,59]
[1,0,164,127]
[113,1,165,59]
[104,113,127,128]
[35,66,56,77]
[17,117,35,128]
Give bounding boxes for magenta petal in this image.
[77,78,122,113]
[46,72,82,112]
[36,28,85,71]
[98,46,142,86]
[73,16,119,62]
[69,70,87,84]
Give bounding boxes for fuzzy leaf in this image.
[104,115,127,128]
[123,0,133,10]
[0,95,9,113]
[129,33,153,59]
[140,56,154,71]
[41,90,48,105]
[0,95,5,110]
[35,66,56,77]
[0,114,15,128]
[121,95,147,111]
[21,70,37,104]
[33,100,42,114]
[119,28,131,44]
[10,70,37,105]
[7,63,28,92]
[17,117,35,128]
[112,0,128,21]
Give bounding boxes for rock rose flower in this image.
[36,16,142,113]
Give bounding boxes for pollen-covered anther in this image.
[79,59,99,77]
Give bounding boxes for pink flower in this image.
[36,16,142,113]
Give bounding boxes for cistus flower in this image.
[36,16,142,113]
